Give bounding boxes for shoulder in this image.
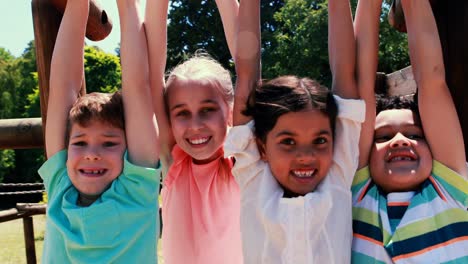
[333,95,366,123]
[431,160,468,207]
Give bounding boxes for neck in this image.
[77,193,99,207]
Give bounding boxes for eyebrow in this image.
[275,129,331,138]
[70,133,122,139]
[170,99,219,111]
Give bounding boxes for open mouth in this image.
[79,169,107,177]
[387,150,417,163]
[187,136,211,146]
[389,156,415,162]
[291,169,316,178]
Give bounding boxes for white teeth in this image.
[390,156,413,162]
[292,170,315,178]
[189,137,209,145]
[83,169,104,174]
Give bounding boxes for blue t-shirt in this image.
[38,150,161,263]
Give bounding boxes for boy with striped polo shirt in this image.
[352,0,468,263]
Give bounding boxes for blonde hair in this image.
[165,53,234,107]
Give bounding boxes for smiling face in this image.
[369,109,432,193]
[66,120,126,197]
[259,109,334,197]
[167,80,231,164]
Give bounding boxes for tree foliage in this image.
[166,0,284,73]
[84,46,122,93]
[266,0,409,86]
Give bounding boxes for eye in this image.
[71,141,86,147]
[280,138,295,146]
[313,137,328,145]
[407,134,424,140]
[175,110,190,117]
[103,141,119,147]
[374,135,391,143]
[201,107,217,114]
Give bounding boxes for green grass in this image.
[0,215,45,264]
[0,215,164,263]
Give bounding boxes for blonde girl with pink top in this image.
[144,0,242,263]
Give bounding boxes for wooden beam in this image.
[48,0,113,41]
[385,66,416,96]
[0,118,43,149]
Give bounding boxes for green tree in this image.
[84,45,122,93]
[0,48,21,182]
[268,0,409,86]
[166,0,284,73]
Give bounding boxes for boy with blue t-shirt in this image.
[38,0,160,262]
[352,0,468,263]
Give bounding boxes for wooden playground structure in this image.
[0,0,467,263]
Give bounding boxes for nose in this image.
[296,146,315,163]
[84,147,101,161]
[189,115,205,131]
[389,133,410,148]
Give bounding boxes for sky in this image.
[0,1,146,58]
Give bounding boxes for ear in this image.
[255,137,267,161]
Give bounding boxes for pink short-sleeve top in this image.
[161,145,242,264]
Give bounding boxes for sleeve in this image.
[432,160,468,207]
[224,121,264,189]
[37,149,68,199]
[110,152,161,206]
[328,95,366,188]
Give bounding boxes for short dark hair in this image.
[243,75,337,143]
[376,93,419,115]
[66,91,124,144]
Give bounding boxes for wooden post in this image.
[49,0,113,41]
[23,216,36,264]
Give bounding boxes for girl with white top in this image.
[224,0,364,263]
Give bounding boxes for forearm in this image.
[402,0,466,175]
[215,0,239,59]
[401,0,445,88]
[328,0,358,99]
[50,0,88,99]
[118,0,159,167]
[145,0,173,163]
[233,0,260,126]
[46,0,89,157]
[354,0,382,168]
[118,0,148,92]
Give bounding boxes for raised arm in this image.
[145,0,171,169]
[354,0,382,168]
[118,0,159,167]
[46,0,89,158]
[215,0,239,59]
[401,0,466,176]
[232,0,261,126]
[328,0,358,99]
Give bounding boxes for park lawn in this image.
[0,215,164,263]
[0,215,45,264]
